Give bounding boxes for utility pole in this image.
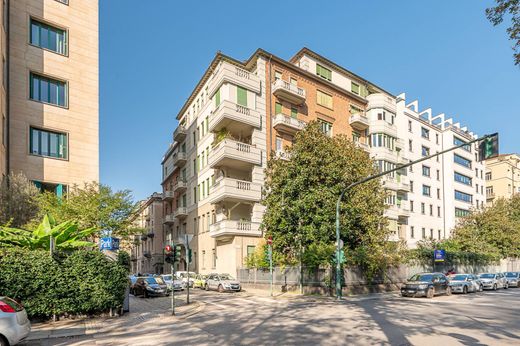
[185,234,190,305]
[267,236,273,296]
[334,133,498,300]
[171,262,175,316]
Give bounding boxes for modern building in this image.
[4,0,99,193]
[129,193,165,275]
[485,154,520,202]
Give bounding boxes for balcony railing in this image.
[208,62,261,97]
[209,139,261,169]
[272,79,306,105]
[209,100,261,133]
[173,207,188,219]
[209,220,262,238]
[272,113,306,134]
[164,214,176,224]
[163,190,174,200]
[174,152,187,167]
[209,177,262,204]
[173,125,187,143]
[173,180,187,193]
[354,141,370,152]
[349,113,369,130]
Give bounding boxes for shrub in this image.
[0,248,128,319]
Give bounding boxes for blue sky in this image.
[100,0,519,201]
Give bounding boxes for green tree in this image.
[262,122,405,278]
[486,0,520,66]
[0,214,96,250]
[37,182,139,239]
[0,172,40,227]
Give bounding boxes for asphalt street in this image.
[23,287,520,345]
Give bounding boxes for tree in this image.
[0,172,40,227]
[0,214,97,250]
[262,122,405,278]
[37,182,139,239]
[486,0,520,66]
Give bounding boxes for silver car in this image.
[205,273,241,292]
[160,274,184,291]
[479,273,508,290]
[449,274,481,294]
[504,272,520,287]
[0,297,31,346]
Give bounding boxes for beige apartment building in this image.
[129,193,165,275]
[485,154,520,202]
[5,0,98,193]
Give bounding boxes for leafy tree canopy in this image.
[0,172,40,227]
[486,0,520,66]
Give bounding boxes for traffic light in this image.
[478,133,499,161]
[173,244,182,263]
[165,244,173,264]
[331,250,346,265]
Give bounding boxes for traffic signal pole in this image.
[334,133,497,300]
[171,263,175,316]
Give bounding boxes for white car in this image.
[175,271,196,288]
[160,274,184,291]
[0,297,31,346]
[479,273,508,290]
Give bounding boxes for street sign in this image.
[433,249,446,262]
[267,236,272,245]
[478,133,499,161]
[100,237,120,251]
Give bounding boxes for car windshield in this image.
[479,274,495,279]
[189,273,197,278]
[144,277,157,284]
[219,274,235,280]
[162,275,172,281]
[409,274,433,282]
[154,277,165,284]
[451,275,468,281]
[505,272,518,277]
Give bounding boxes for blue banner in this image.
[100,237,120,251]
[434,249,446,262]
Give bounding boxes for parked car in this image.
[400,273,451,298]
[193,274,208,289]
[479,273,508,290]
[504,272,520,288]
[448,274,481,294]
[205,273,241,292]
[160,274,184,291]
[0,297,31,346]
[130,277,168,297]
[176,271,196,288]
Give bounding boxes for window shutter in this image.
[237,86,247,107]
[215,88,221,107]
[275,102,282,114]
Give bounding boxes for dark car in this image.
[401,273,451,298]
[130,277,168,298]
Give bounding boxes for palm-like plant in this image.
[0,214,97,250]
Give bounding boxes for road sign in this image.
[433,249,446,262]
[100,237,120,251]
[267,236,272,245]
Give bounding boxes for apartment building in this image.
[129,193,165,275]
[5,0,98,194]
[485,154,520,202]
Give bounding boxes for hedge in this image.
[0,248,128,319]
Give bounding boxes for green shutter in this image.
[291,107,297,118]
[215,88,221,107]
[237,86,247,107]
[275,102,282,114]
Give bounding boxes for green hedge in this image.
[0,248,128,319]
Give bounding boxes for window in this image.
[247,246,255,262]
[485,172,492,180]
[436,170,440,180]
[422,185,431,197]
[276,137,282,152]
[421,203,425,214]
[438,230,441,239]
[410,181,414,192]
[318,119,332,137]
[430,229,434,239]
[437,206,441,217]
[454,154,472,169]
[351,82,360,95]
[435,134,439,144]
[453,136,471,152]
[30,19,67,55]
[454,172,472,186]
[30,73,67,107]
[421,127,430,139]
[429,204,433,216]
[317,90,333,109]
[408,120,412,132]
[410,226,415,239]
[422,165,430,177]
[291,107,298,118]
[316,64,332,81]
[455,208,470,218]
[486,186,493,196]
[274,71,282,80]
[212,248,216,269]
[455,190,473,203]
[350,105,363,115]
[422,228,426,239]
[30,127,67,159]
[408,139,413,152]
[32,181,67,197]
[370,133,396,150]
[215,88,221,107]
[421,146,430,157]
[437,188,441,199]
[275,102,282,114]
[237,86,247,107]
[55,0,69,4]
[410,200,414,212]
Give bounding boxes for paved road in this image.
[23,287,520,345]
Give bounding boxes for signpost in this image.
[267,236,273,297]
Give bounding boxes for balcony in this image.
[173,180,187,194]
[272,113,306,135]
[397,180,410,192]
[209,139,261,171]
[487,192,495,199]
[354,141,370,152]
[367,93,397,113]
[209,100,261,134]
[369,120,398,138]
[349,113,369,131]
[173,207,188,220]
[275,150,291,161]
[209,178,262,204]
[272,79,306,105]
[385,205,399,220]
[164,214,176,224]
[381,176,399,191]
[210,220,262,239]
[163,190,174,200]
[174,152,187,167]
[371,146,397,163]
[173,125,187,143]
[208,62,261,97]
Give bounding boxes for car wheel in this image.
[446,286,452,296]
[505,283,509,289]
[463,285,468,294]
[479,284,483,292]
[0,335,8,346]
[205,284,209,291]
[426,287,434,298]
[493,284,497,291]
[143,290,148,298]
[218,285,224,293]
